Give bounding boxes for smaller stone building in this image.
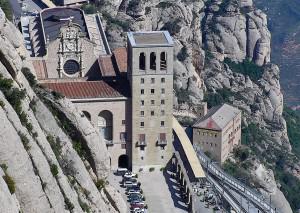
[192,104,241,163]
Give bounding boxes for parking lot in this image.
[139,168,188,213]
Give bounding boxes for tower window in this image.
[150,52,156,70]
[139,52,146,70]
[160,52,167,70]
[141,78,144,84]
[141,100,144,106]
[151,111,155,116]
[151,78,155,84]
[140,111,144,117]
[151,100,155,105]
[161,121,165,127]
[140,122,144,127]
[151,89,155,94]
[161,88,165,94]
[161,78,165,83]
[161,100,165,105]
[141,89,144,95]
[161,110,165,116]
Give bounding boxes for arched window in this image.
[98,110,113,141]
[150,52,156,70]
[82,111,91,121]
[160,52,167,70]
[139,52,146,70]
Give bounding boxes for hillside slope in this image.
[0,8,125,213]
[94,0,299,212]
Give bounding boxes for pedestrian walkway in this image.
[139,169,188,213]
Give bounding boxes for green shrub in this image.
[0,0,13,20]
[204,88,234,108]
[18,132,30,150]
[149,167,155,172]
[95,179,106,190]
[0,164,7,171]
[50,164,59,177]
[102,12,130,31]
[78,198,90,213]
[22,68,37,87]
[47,135,62,157]
[177,46,189,62]
[81,3,97,14]
[65,198,74,210]
[160,167,165,172]
[0,99,4,107]
[224,58,264,82]
[3,173,15,194]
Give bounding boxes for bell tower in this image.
[127,31,174,171]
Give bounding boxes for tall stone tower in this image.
[127,31,174,171]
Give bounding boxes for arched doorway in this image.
[118,155,129,169]
[98,110,113,141]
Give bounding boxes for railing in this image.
[136,141,147,147]
[105,140,113,146]
[157,140,167,146]
[194,145,278,213]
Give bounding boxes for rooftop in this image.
[193,104,241,131]
[41,80,130,99]
[127,31,173,47]
[40,7,88,42]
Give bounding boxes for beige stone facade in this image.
[193,104,241,163]
[71,98,130,170]
[127,32,174,171]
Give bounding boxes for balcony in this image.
[157,140,167,146]
[105,140,113,146]
[136,141,147,147]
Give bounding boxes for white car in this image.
[124,172,137,178]
[127,189,142,194]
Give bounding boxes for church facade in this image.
[25,7,174,171]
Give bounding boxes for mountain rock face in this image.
[97,0,296,212]
[0,8,125,212]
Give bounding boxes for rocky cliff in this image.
[0,8,125,213]
[96,0,299,212]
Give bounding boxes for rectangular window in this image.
[160,133,166,142]
[141,89,144,95]
[122,120,126,125]
[161,78,165,83]
[141,78,144,84]
[151,78,155,84]
[161,100,165,105]
[161,121,165,127]
[161,88,165,94]
[151,100,155,105]
[120,132,126,141]
[140,111,144,117]
[141,100,144,106]
[151,89,155,94]
[151,111,154,116]
[161,110,165,116]
[140,122,144,128]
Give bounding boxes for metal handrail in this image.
[194,145,277,213]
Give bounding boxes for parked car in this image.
[124,172,138,178]
[130,202,145,209]
[131,208,145,213]
[123,177,137,183]
[129,194,143,203]
[123,181,135,187]
[115,168,128,176]
[127,185,141,192]
[127,189,142,195]
[126,182,139,189]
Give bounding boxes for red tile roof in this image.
[98,55,116,77]
[113,47,127,73]
[42,80,130,99]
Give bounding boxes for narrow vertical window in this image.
[150,52,156,70]
[139,52,146,70]
[160,52,167,70]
